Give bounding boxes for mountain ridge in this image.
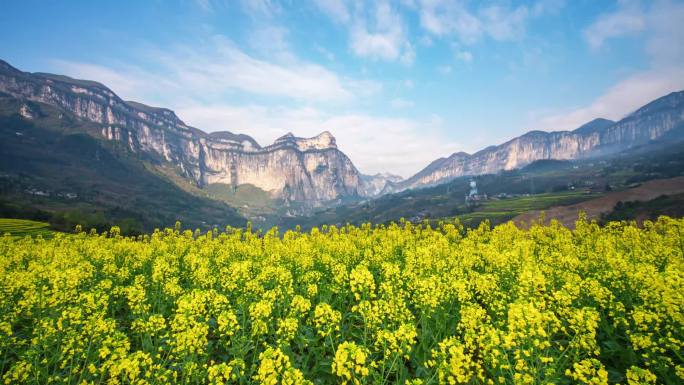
[2,57,683,213]
[0,59,376,204]
[392,91,684,192]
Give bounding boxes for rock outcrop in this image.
[0,59,369,203]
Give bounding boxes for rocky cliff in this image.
[394,91,684,191]
[0,59,368,203]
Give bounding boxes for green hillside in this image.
[0,96,245,234]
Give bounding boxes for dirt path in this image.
[513,176,684,228]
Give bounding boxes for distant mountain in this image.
[0,59,375,204]
[572,118,615,135]
[392,91,684,191]
[286,140,684,230]
[360,173,403,196]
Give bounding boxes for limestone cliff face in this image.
[0,59,364,203]
[199,132,362,202]
[395,92,684,191]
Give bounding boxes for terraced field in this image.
[456,191,602,226]
[0,218,54,238]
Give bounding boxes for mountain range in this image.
[389,92,684,192]
[1,58,683,230]
[0,59,373,205]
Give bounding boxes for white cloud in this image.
[313,0,350,23]
[643,0,684,67]
[583,0,645,49]
[350,2,411,62]
[399,41,416,65]
[240,0,281,17]
[176,104,457,177]
[350,27,401,61]
[539,68,684,131]
[399,0,417,9]
[418,0,482,42]
[248,25,294,61]
[480,5,530,41]
[417,0,563,43]
[315,0,414,63]
[49,34,449,176]
[54,35,379,103]
[541,0,684,131]
[531,0,566,17]
[50,60,165,99]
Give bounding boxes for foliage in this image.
[1,217,683,384]
[601,194,684,224]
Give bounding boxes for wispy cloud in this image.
[240,0,281,18]
[313,0,350,23]
[539,68,684,131]
[55,35,376,103]
[248,25,294,61]
[50,34,454,176]
[418,0,482,42]
[539,0,684,131]
[583,0,645,49]
[417,0,564,43]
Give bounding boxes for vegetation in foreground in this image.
[1,217,683,384]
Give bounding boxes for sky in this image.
[1,0,683,177]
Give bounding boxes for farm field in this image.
[1,218,683,384]
[455,191,602,227]
[514,176,684,228]
[0,218,53,238]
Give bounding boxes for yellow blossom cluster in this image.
[333,341,371,384]
[0,216,683,384]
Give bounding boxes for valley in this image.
[2,3,684,384]
[284,141,684,230]
[1,58,683,234]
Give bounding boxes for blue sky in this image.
[1,0,683,177]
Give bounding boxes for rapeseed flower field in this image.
[1,217,682,384]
